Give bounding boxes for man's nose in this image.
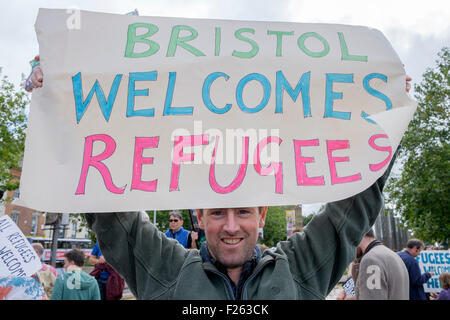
[223,211,240,234]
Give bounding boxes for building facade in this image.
[0,169,90,240]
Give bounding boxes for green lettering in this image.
[267,30,294,56]
[338,32,368,62]
[232,28,259,59]
[215,27,221,56]
[125,23,160,58]
[297,32,329,58]
[167,25,206,57]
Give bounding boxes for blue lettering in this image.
[202,72,232,114]
[236,73,271,113]
[362,73,392,123]
[163,72,194,115]
[438,253,444,264]
[324,73,353,120]
[72,72,122,123]
[429,253,435,264]
[126,71,157,118]
[425,278,439,289]
[421,253,428,264]
[446,253,450,264]
[275,71,311,117]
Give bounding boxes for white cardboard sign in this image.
[416,250,450,293]
[0,215,42,277]
[18,9,416,212]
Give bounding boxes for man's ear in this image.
[259,206,268,228]
[196,209,204,229]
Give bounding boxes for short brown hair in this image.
[64,249,85,267]
[197,207,265,215]
[406,239,424,250]
[364,229,375,238]
[439,272,450,290]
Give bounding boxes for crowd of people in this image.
[336,237,449,300]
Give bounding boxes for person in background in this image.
[353,230,409,300]
[89,241,125,300]
[397,239,434,300]
[430,272,450,300]
[165,211,198,249]
[31,243,57,298]
[336,261,357,300]
[51,249,100,300]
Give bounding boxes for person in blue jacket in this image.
[165,211,195,249]
[89,242,110,299]
[397,239,434,300]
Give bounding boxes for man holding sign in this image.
[24,9,415,300]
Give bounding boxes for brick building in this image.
[0,168,46,236]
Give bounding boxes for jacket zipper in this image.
[204,268,236,300]
[241,257,274,300]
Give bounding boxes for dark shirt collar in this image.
[200,242,262,299]
[169,227,184,236]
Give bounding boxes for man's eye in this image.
[238,210,250,215]
[210,211,223,216]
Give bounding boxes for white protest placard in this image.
[18,9,416,213]
[0,215,42,277]
[416,250,450,293]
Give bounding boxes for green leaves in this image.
[0,69,28,190]
[386,47,450,243]
[262,206,287,247]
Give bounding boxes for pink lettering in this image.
[326,140,361,184]
[253,136,283,194]
[210,136,249,194]
[368,134,392,171]
[131,137,159,192]
[75,134,125,194]
[170,134,209,191]
[293,139,325,186]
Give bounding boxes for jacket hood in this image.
[63,270,97,290]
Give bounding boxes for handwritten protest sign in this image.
[18,9,416,212]
[416,250,450,293]
[0,215,42,277]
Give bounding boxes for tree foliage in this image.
[386,47,449,243]
[0,69,28,191]
[261,206,288,247]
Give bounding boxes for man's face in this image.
[411,245,423,257]
[197,207,267,270]
[63,257,71,271]
[169,215,183,232]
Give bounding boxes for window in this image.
[11,211,19,224]
[31,213,39,235]
[58,226,65,238]
[71,221,77,238]
[13,189,20,199]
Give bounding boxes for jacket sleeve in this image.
[409,260,432,287]
[85,211,189,299]
[278,152,397,299]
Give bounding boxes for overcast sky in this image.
[1,0,449,214]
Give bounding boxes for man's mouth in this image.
[222,238,242,245]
